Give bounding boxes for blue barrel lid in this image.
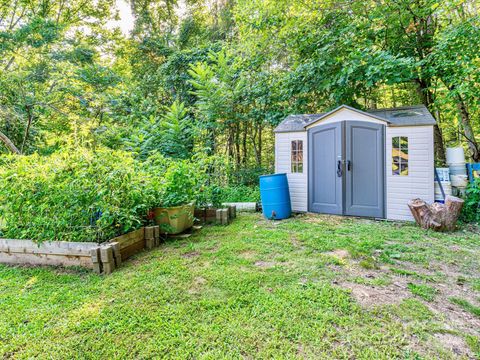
[259,173,287,178]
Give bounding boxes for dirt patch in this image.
[188,276,207,295]
[254,261,276,269]
[238,250,257,260]
[339,282,411,307]
[334,257,480,339]
[433,333,475,359]
[290,236,305,249]
[425,294,480,338]
[205,244,219,253]
[182,251,200,259]
[303,213,345,225]
[324,249,350,260]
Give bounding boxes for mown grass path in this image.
[1,213,479,359]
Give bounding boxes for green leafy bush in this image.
[0,149,259,242]
[460,178,480,223]
[0,149,215,243]
[146,153,207,208]
[216,185,260,203]
[0,148,161,242]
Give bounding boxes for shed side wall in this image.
[275,132,308,212]
[386,126,434,221]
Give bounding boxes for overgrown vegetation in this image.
[0,150,223,242]
[1,1,480,180]
[0,148,260,242]
[461,178,480,223]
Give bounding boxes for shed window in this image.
[392,137,408,176]
[291,140,303,173]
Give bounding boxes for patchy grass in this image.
[390,267,438,282]
[0,212,479,358]
[407,283,438,302]
[472,278,480,292]
[450,297,480,317]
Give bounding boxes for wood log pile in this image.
[408,196,464,232]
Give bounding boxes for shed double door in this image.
[308,121,385,218]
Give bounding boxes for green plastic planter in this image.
[153,203,194,234]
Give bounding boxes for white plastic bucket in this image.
[450,175,468,188]
[449,164,467,175]
[434,182,452,199]
[446,147,465,165]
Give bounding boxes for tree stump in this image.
[408,196,464,232]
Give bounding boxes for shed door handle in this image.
[337,160,343,177]
[347,160,351,171]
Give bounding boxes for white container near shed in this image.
[435,182,452,200]
[446,147,465,165]
[450,175,468,188]
[222,202,257,211]
[449,164,467,175]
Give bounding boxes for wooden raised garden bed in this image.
[194,205,237,225]
[0,225,161,275]
[0,205,237,275]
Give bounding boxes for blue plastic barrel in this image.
[467,163,480,183]
[259,173,292,220]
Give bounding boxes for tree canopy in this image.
[1,0,479,168]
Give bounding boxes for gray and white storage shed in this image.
[274,105,436,221]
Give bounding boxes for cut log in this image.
[408,196,464,232]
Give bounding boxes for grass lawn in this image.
[1,213,479,359]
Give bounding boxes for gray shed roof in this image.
[274,105,436,133]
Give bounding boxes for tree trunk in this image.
[257,124,262,167]
[20,105,33,154]
[455,93,479,162]
[433,123,446,165]
[251,123,260,165]
[242,121,248,165]
[0,130,20,154]
[234,122,241,169]
[227,125,234,161]
[408,196,464,232]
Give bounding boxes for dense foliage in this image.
[461,179,480,223]
[1,0,480,228]
[0,147,258,242]
[0,149,217,242]
[3,1,478,165]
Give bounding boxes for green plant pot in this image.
[153,203,194,234]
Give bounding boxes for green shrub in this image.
[461,178,480,223]
[195,184,260,208]
[217,185,260,203]
[146,153,207,207]
[0,149,259,242]
[0,149,214,243]
[0,148,161,242]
